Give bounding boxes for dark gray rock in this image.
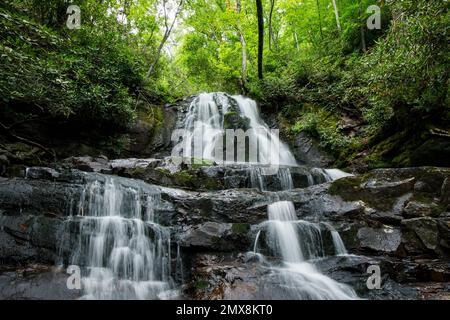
[357,227,401,253]
[0,265,81,300]
[179,222,251,251]
[441,177,450,206]
[401,218,440,255]
[292,132,334,167]
[403,200,441,218]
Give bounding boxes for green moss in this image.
[328,176,364,197]
[328,174,398,211]
[411,192,435,204]
[155,167,170,174]
[290,105,362,161]
[191,158,214,168]
[223,112,250,130]
[195,280,209,290]
[173,171,195,185]
[231,223,250,234]
[128,166,147,177]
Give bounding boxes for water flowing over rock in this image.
[178,93,297,167]
[1,93,449,300]
[64,176,175,300]
[255,201,357,299]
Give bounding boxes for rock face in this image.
[292,132,334,167]
[0,166,449,300]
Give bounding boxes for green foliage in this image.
[360,0,449,131]
[291,106,361,158]
[0,9,138,130]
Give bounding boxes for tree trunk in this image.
[256,0,264,80]
[331,0,341,32]
[268,0,275,51]
[293,29,300,51]
[359,0,367,52]
[316,0,323,39]
[146,0,183,78]
[236,0,248,92]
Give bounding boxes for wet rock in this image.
[0,213,64,263]
[0,264,80,300]
[0,154,9,176]
[403,200,442,218]
[401,218,440,255]
[110,158,160,170]
[160,187,269,225]
[357,227,401,254]
[185,254,262,300]
[62,156,112,173]
[414,181,434,193]
[292,132,334,167]
[330,167,450,212]
[437,218,450,251]
[25,167,60,180]
[441,178,450,206]
[120,163,332,191]
[223,112,250,130]
[179,222,251,252]
[0,177,83,217]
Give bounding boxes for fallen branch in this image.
[0,121,56,160]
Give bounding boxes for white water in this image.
[322,222,348,255]
[323,169,354,181]
[263,201,357,300]
[70,177,174,300]
[182,93,297,166]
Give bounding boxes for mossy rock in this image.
[195,280,209,290]
[231,223,250,235]
[223,112,251,130]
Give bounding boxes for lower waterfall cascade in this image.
[256,201,357,300]
[63,176,176,300]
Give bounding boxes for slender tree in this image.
[268,0,276,51]
[331,0,341,33]
[359,0,367,52]
[316,0,323,39]
[236,0,248,92]
[147,0,184,78]
[256,0,264,80]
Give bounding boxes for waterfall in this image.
[322,222,348,256]
[268,201,304,262]
[69,176,175,300]
[181,93,297,166]
[330,231,348,256]
[263,201,357,300]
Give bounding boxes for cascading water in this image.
[55,93,356,300]
[260,201,357,300]
[67,176,175,300]
[181,93,297,168]
[179,93,348,189]
[180,93,357,299]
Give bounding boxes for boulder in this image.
[292,132,334,167]
[357,227,401,254]
[179,222,251,251]
[401,218,440,255]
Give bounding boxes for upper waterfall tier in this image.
[177,92,298,167]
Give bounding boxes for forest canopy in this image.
[0,0,448,167]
